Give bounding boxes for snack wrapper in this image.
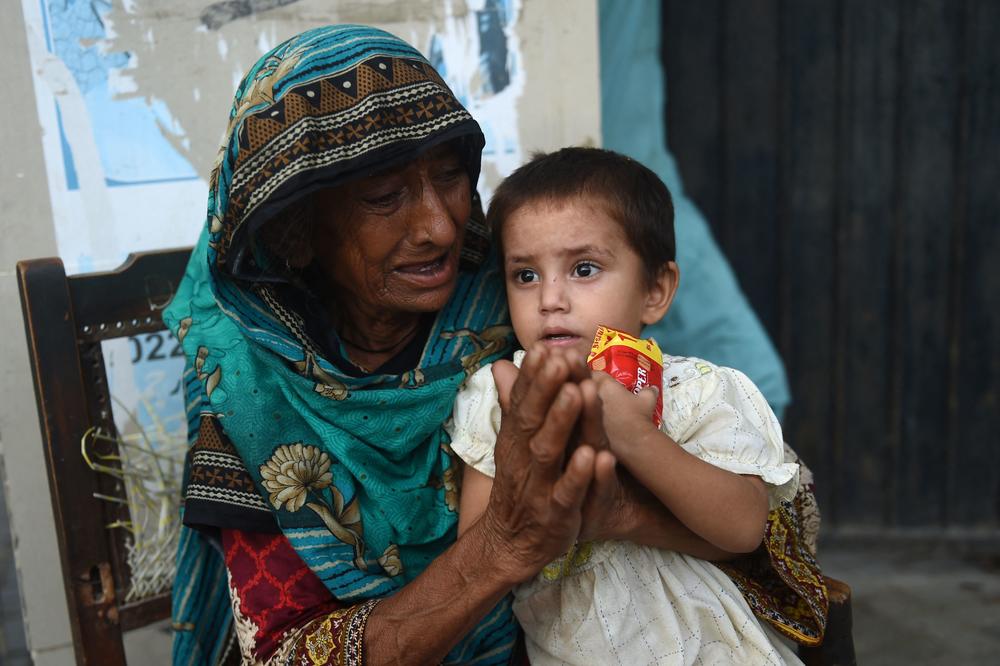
[587,325,664,427]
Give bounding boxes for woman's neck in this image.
[329,298,423,373]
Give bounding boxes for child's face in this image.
[502,195,677,361]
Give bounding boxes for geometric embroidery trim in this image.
[218,53,476,261]
[185,416,271,513]
[186,485,270,512]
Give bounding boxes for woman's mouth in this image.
[394,253,455,288]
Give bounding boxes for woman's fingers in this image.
[491,359,518,411]
[583,451,617,508]
[483,346,601,579]
[579,449,618,541]
[551,445,595,512]
[528,383,582,473]
[507,344,569,435]
[577,377,608,450]
[593,449,618,490]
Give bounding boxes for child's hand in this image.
[591,372,660,459]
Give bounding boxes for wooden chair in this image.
[17,248,192,666]
[801,576,856,665]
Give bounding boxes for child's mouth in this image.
[542,333,580,346]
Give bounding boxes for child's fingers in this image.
[593,372,629,404]
[636,385,659,416]
[590,370,614,386]
[592,372,659,420]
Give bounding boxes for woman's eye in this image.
[362,190,402,208]
[434,165,465,182]
[514,269,538,284]
[573,262,601,278]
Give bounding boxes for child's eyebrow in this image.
[506,244,614,265]
[562,244,614,259]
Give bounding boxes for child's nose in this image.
[539,277,568,313]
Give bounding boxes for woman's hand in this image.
[481,343,598,583]
[364,345,599,664]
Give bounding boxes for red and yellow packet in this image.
[586,325,663,427]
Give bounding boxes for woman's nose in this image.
[409,178,457,247]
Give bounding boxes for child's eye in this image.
[572,262,601,278]
[513,268,539,284]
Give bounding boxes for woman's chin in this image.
[387,279,460,315]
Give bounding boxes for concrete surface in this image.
[820,542,1000,665]
[0,486,30,666]
[123,620,173,665]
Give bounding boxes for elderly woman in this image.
[167,25,826,666]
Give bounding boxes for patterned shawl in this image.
[166,25,515,665]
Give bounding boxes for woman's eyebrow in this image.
[421,141,455,157]
[423,143,460,160]
[365,145,460,180]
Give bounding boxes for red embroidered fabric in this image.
[222,529,524,665]
[223,529,345,661]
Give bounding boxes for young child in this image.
[447,148,803,665]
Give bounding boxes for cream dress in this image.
[447,351,804,666]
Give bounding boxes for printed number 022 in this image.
[130,332,184,364]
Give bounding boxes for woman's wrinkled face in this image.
[313,143,471,316]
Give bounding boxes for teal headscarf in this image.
[166,25,515,665]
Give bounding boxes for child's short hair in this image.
[487,147,675,285]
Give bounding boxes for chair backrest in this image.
[17,248,192,666]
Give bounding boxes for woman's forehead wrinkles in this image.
[362,144,462,182]
[422,142,461,161]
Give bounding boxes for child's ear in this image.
[640,261,679,326]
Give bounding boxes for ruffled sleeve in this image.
[446,363,503,478]
[661,357,799,508]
